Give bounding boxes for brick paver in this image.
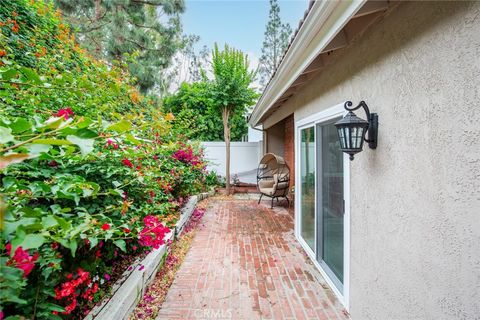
[157,196,348,320]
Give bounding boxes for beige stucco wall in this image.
[268,1,480,319]
[266,120,285,156]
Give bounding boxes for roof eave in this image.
[249,0,367,127]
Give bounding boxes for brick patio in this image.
[157,196,348,320]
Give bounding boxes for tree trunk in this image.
[222,107,231,195]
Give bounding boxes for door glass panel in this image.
[300,127,315,251]
[321,123,344,283]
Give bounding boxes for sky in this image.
[181,0,309,66]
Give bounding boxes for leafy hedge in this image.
[162,81,249,141]
[0,1,209,319]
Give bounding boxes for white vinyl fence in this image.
[201,141,262,184]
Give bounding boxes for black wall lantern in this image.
[334,101,378,160]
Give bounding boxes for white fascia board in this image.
[250,0,367,127]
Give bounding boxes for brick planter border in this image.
[84,189,214,320]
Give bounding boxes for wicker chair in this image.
[257,153,290,208]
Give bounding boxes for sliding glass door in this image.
[317,121,344,290]
[298,118,345,294]
[300,127,315,251]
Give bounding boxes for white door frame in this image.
[294,103,351,310]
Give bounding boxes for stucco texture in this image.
[268,2,480,319]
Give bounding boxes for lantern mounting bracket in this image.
[344,101,378,149]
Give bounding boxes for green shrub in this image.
[0,1,208,318]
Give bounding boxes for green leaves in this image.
[114,240,127,253]
[66,135,94,155]
[0,126,14,144]
[10,118,32,134]
[14,234,46,251]
[106,120,132,133]
[31,139,73,145]
[19,67,42,85]
[0,259,27,305]
[0,1,209,318]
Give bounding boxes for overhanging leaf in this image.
[114,239,126,252]
[31,139,73,145]
[20,67,42,84]
[125,134,141,145]
[0,126,14,144]
[17,234,45,250]
[10,118,31,133]
[66,135,94,155]
[27,144,52,155]
[70,239,78,257]
[106,120,131,133]
[0,153,32,170]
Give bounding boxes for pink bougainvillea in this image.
[55,107,74,119]
[106,139,119,149]
[6,243,39,278]
[172,146,202,166]
[138,215,170,249]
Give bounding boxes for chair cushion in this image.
[259,179,275,189]
[259,187,275,196]
[274,173,288,183]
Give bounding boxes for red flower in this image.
[101,223,110,231]
[106,139,119,149]
[55,107,74,120]
[122,158,133,168]
[51,242,59,250]
[138,215,170,249]
[6,243,39,278]
[54,268,93,314]
[123,227,131,233]
[64,299,76,313]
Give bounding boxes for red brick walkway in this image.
[157,197,348,320]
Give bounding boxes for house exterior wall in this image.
[267,1,480,319]
[283,115,295,188]
[266,120,285,156]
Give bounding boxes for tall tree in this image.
[54,0,185,93]
[163,81,249,141]
[211,44,258,194]
[159,34,210,94]
[259,0,292,87]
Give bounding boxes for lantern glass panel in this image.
[345,127,351,149]
[354,126,364,149]
[338,128,345,149]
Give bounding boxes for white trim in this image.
[294,103,350,310]
[250,0,366,127]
